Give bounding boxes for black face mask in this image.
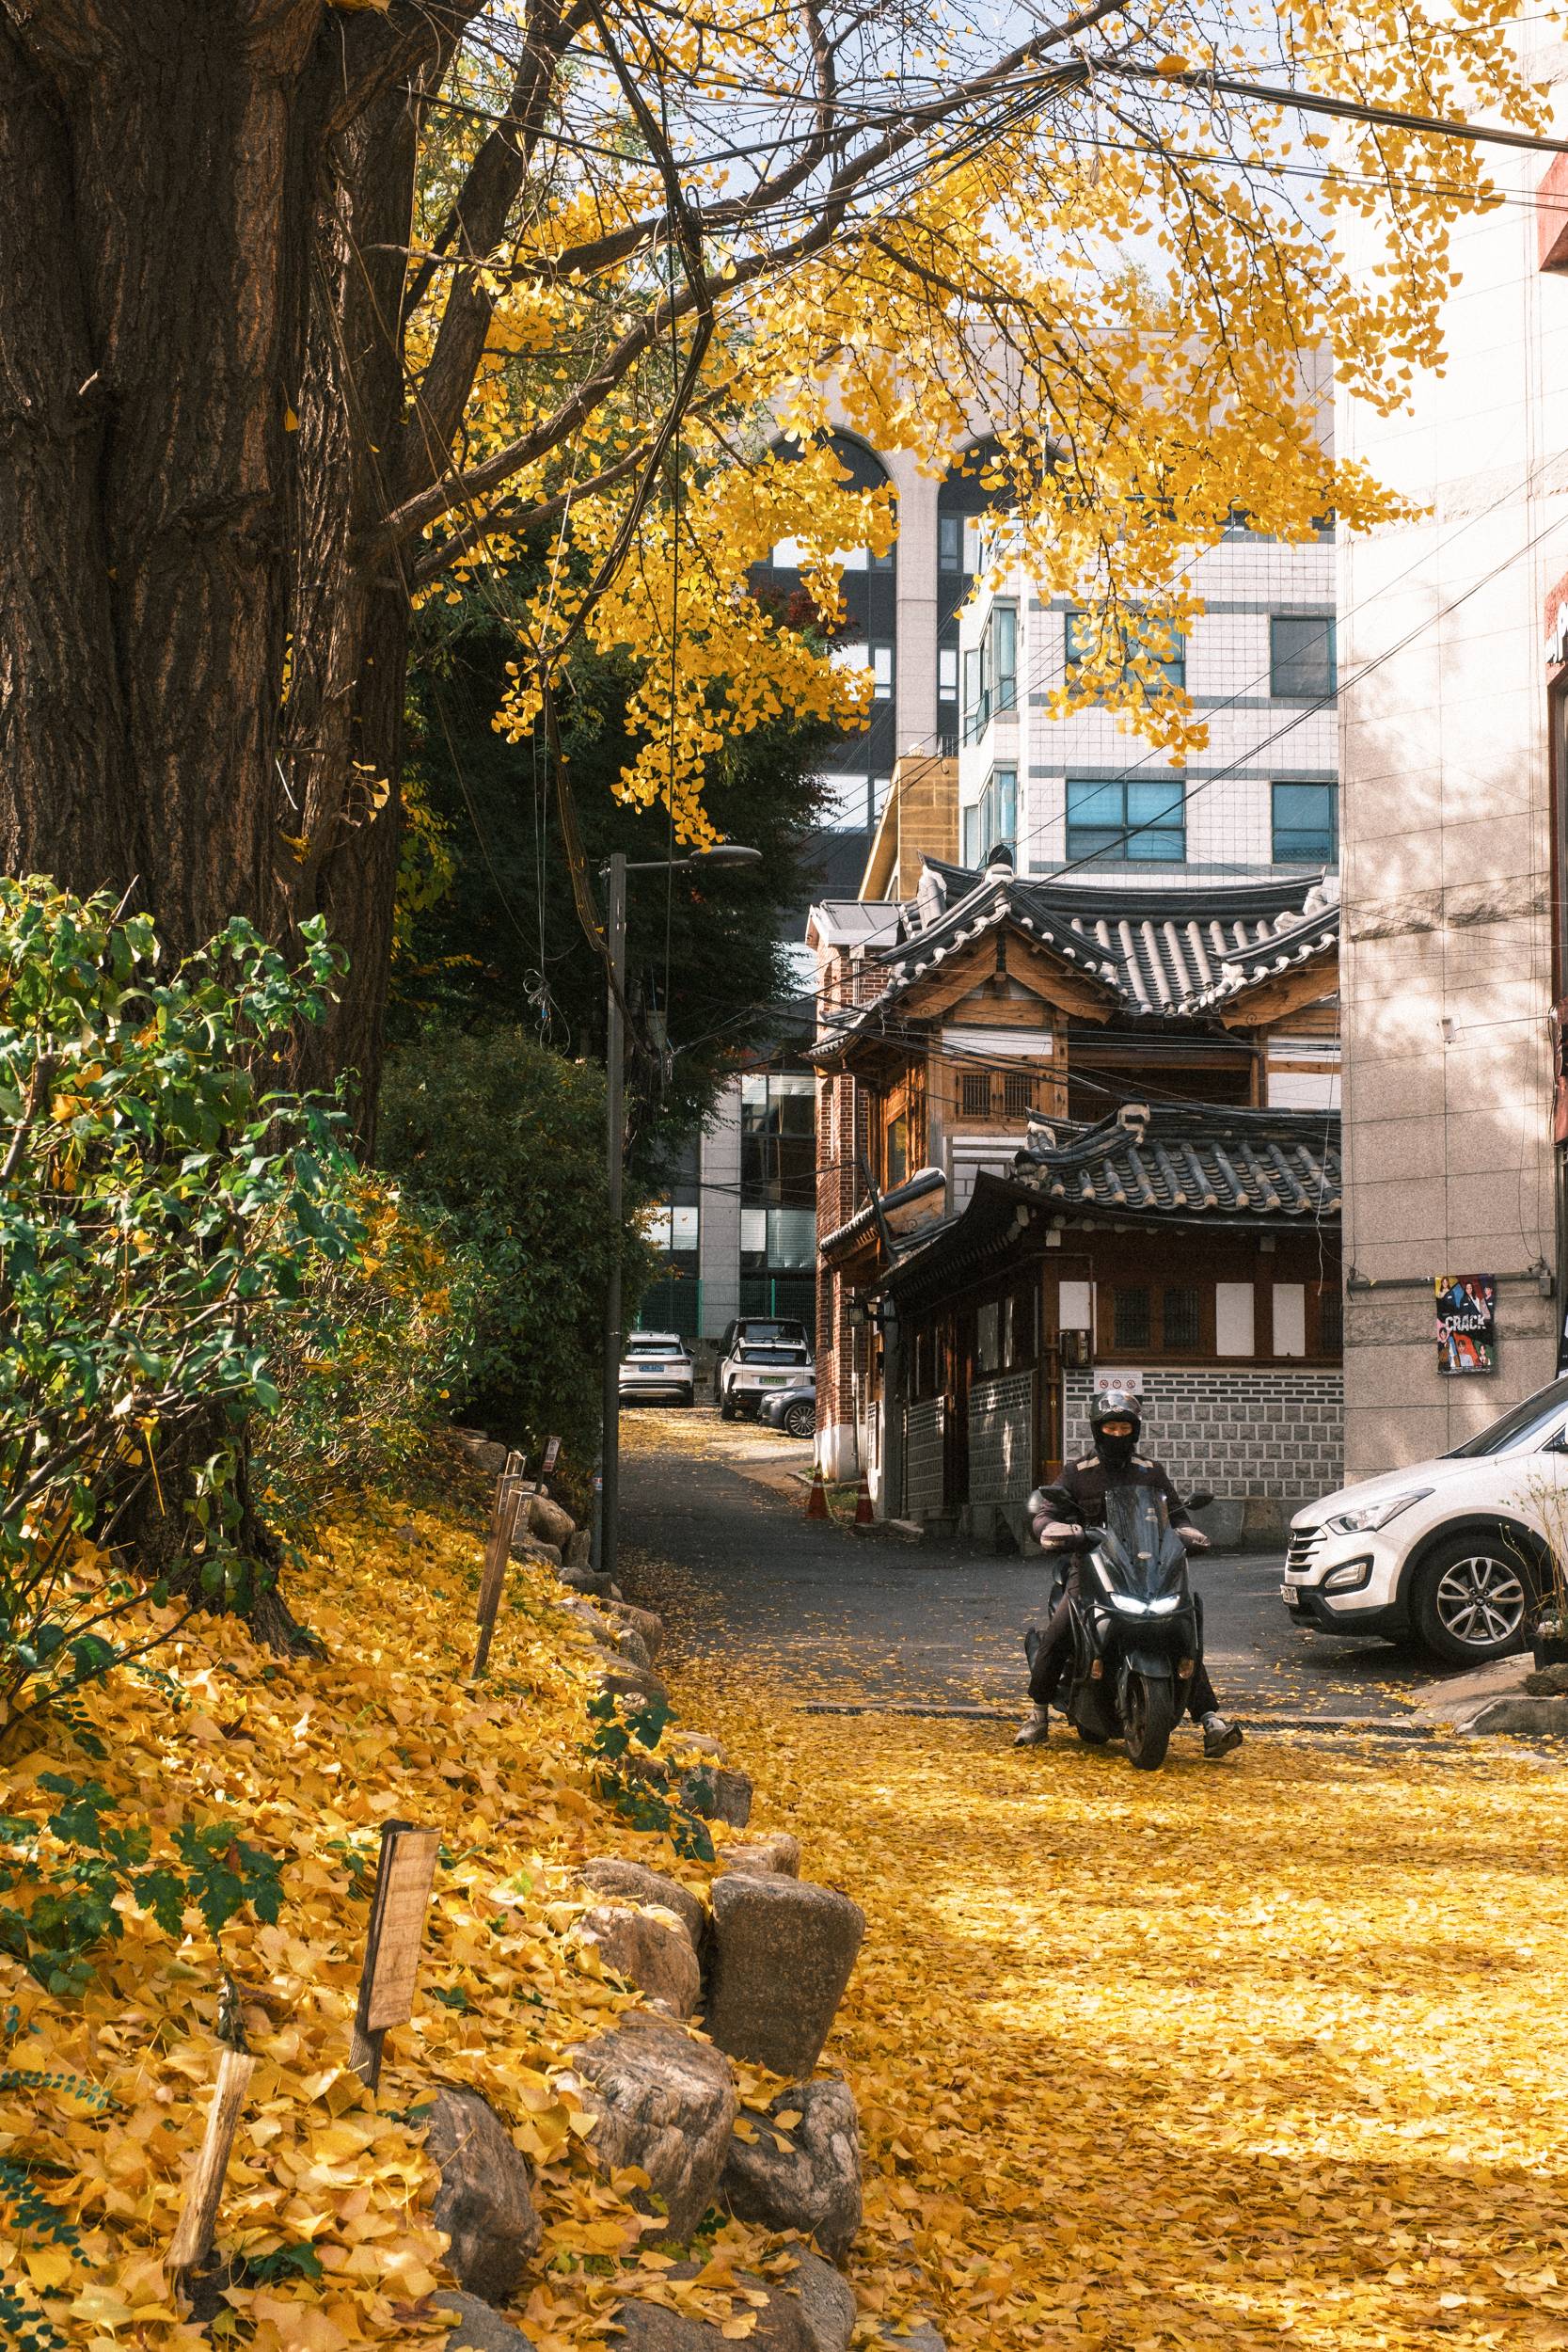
[1094,1424,1137,1471]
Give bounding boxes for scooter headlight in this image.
[1108,1593,1148,1616]
[1148,1595,1182,1616]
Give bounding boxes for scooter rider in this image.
[1014,1387,1243,1758]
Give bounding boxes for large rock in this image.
[438,2289,531,2350]
[677,1758,752,1828]
[566,2016,737,2242]
[529,1491,577,1549]
[512,1535,562,1569]
[609,1601,665,1661]
[457,1435,509,1475]
[704,1877,864,2077]
[565,1529,593,1569]
[578,1857,705,1947]
[559,1561,616,1597]
[595,1656,670,1708]
[574,1902,701,2018]
[720,2075,862,2263]
[423,2088,542,2303]
[610,2254,850,2352]
[1471,1694,1568,1736]
[718,1832,800,1878]
[872,2324,946,2350]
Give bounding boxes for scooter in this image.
[1025,1480,1213,1772]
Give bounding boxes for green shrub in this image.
[0,879,359,1742]
[376,1026,656,1466]
[255,1171,484,1532]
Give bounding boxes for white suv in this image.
[1283,1375,1568,1664]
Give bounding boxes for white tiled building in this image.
[957,527,1339,881]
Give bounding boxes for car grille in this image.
[1287,1525,1325,1577]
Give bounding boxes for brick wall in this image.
[968,1371,1036,1502]
[905,1397,946,1518]
[1063,1370,1343,1504]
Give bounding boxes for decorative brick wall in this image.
[1063,1370,1343,1504]
[968,1372,1036,1502]
[905,1397,946,1519]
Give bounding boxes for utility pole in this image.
[595,842,762,1588]
[599,851,627,1587]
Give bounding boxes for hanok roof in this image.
[811,857,1338,1057]
[1014,1102,1341,1229]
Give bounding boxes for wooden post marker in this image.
[350,1820,441,2090]
[471,1438,562,1677]
[168,2042,257,2275]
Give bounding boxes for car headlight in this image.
[1323,1487,1433,1535]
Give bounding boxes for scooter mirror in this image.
[1184,1487,1214,1513]
[1034,1483,1074,1515]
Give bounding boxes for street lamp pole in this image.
[596,842,762,1588]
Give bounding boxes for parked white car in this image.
[1283,1375,1568,1664]
[619,1331,695,1407]
[715,1320,813,1421]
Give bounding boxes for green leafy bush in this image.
[256,1171,484,1533]
[0,878,360,1741]
[377,1025,656,1465]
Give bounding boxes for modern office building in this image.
[956,521,1339,880]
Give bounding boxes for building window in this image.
[1270,614,1337,700]
[961,803,983,865]
[1113,1288,1152,1350]
[869,643,894,698]
[962,647,982,743]
[1163,1287,1201,1352]
[1002,1071,1033,1120]
[959,1072,990,1120]
[1066,610,1185,694]
[963,603,1018,743]
[885,1110,909,1189]
[971,766,1017,861]
[939,646,958,704]
[1066,777,1186,864]
[1273,780,1338,865]
[939,513,963,570]
[1315,1279,1343,1356]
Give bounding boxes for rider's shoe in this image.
[1201,1711,1243,1759]
[1013,1705,1050,1747]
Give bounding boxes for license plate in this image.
[1281,1582,1299,1607]
[760,1375,786,1388]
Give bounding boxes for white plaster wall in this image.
[1338,56,1568,1478]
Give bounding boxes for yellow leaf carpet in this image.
[8,1454,1568,2350]
[675,1661,1568,2352]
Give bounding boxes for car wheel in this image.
[678,1386,694,1408]
[784,1400,816,1441]
[1412,1533,1532,1665]
[720,1396,736,1422]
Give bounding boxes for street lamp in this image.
[596,842,763,1584]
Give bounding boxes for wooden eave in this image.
[1212,946,1339,1031]
[889,922,1118,1026]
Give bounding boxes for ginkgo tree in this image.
[0,0,1546,1109]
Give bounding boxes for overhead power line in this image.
[1093,56,1568,160]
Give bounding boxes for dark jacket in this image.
[1052,1452,1187,1529]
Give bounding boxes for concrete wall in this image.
[1337,40,1568,1478]
[697,1086,742,1340]
[1064,1370,1344,1509]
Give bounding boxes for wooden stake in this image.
[472,1479,526,1677]
[350,1820,441,2090]
[168,2043,257,2274]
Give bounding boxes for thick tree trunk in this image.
[0,3,422,1118]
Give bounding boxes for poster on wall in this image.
[1434,1273,1497,1375]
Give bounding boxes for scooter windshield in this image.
[1101,1486,1184,1597]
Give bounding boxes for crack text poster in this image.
[1434,1273,1497,1375]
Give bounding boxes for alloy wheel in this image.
[1433,1553,1526,1650]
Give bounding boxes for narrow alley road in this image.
[623,1408,1568,2352]
[620,1406,1428,1729]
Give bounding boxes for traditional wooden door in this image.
[942,1308,971,1513]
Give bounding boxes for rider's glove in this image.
[1034,1519,1081,1548]
[1176,1524,1211,1550]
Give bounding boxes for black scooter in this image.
[1026,1480,1213,1771]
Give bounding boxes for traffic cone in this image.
[854,1470,874,1527]
[806,1463,829,1520]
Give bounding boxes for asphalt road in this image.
[617,1406,1441,1728]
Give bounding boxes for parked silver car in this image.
[758,1371,816,1441]
[619,1331,695,1406]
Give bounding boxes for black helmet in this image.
[1090,1386,1142,1469]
